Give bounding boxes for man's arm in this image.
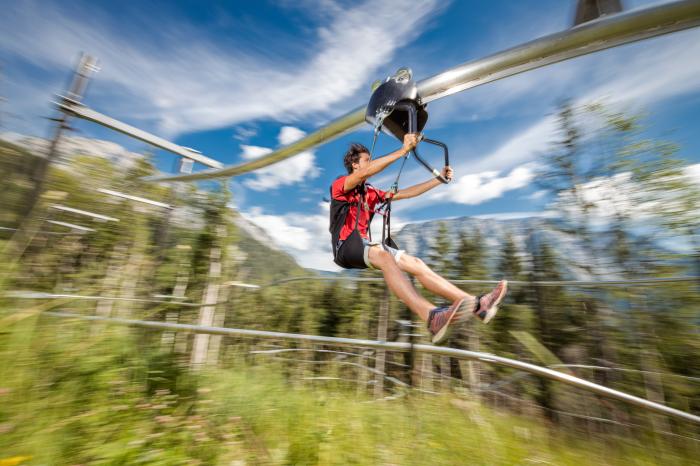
[392,166,453,201]
[343,134,418,192]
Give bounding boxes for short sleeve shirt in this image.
[331,176,390,241]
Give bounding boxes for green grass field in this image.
[1,310,698,465]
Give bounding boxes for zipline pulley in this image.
[365,67,450,185]
[363,68,451,250]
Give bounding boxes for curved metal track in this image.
[260,275,700,288]
[43,311,700,424]
[8,276,697,309]
[149,0,700,182]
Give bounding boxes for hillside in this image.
[232,213,307,282]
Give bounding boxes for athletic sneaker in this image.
[427,298,465,345]
[472,280,508,324]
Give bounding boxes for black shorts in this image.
[335,231,404,269]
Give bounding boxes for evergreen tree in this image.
[491,233,528,354]
[537,102,601,275]
[455,227,487,280]
[428,221,454,277]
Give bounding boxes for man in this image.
[330,133,507,345]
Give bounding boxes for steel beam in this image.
[8,292,196,306]
[43,311,700,425]
[148,0,700,182]
[97,188,172,209]
[261,275,700,288]
[50,204,119,222]
[56,100,223,169]
[46,220,95,232]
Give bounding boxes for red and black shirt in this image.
[331,176,391,241]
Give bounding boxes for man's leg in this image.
[397,254,475,307]
[398,253,508,324]
[367,246,434,321]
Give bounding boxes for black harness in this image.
[330,181,398,269]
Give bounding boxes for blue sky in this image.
[1,0,699,269]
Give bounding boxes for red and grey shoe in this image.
[427,298,465,345]
[473,280,508,324]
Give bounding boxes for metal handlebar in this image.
[395,101,450,184]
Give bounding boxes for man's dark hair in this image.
[343,143,369,174]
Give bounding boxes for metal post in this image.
[28,54,98,219]
[374,287,390,397]
[2,54,98,267]
[190,244,223,368]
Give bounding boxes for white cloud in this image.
[371,160,539,214]
[386,163,535,211]
[240,145,273,160]
[243,151,320,191]
[441,164,536,205]
[527,190,547,201]
[684,163,700,185]
[0,0,443,137]
[278,126,306,145]
[241,202,340,271]
[243,207,314,251]
[241,126,321,191]
[233,126,258,142]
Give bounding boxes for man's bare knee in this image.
[368,247,393,268]
[399,254,428,274]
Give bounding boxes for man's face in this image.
[352,152,370,173]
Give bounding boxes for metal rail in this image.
[5,291,197,307]
[260,275,700,288]
[97,188,172,209]
[549,364,700,382]
[149,0,700,182]
[55,100,223,169]
[50,204,119,222]
[45,220,95,232]
[6,274,697,307]
[43,311,700,424]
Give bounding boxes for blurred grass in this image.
[1,310,697,465]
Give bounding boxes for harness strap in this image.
[368,118,408,249]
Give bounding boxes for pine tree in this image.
[428,221,454,277]
[447,227,489,388]
[527,236,567,418]
[491,233,528,354]
[537,102,601,275]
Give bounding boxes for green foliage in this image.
[456,227,487,280]
[428,222,454,277]
[2,316,696,465]
[491,233,532,356]
[0,139,42,228]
